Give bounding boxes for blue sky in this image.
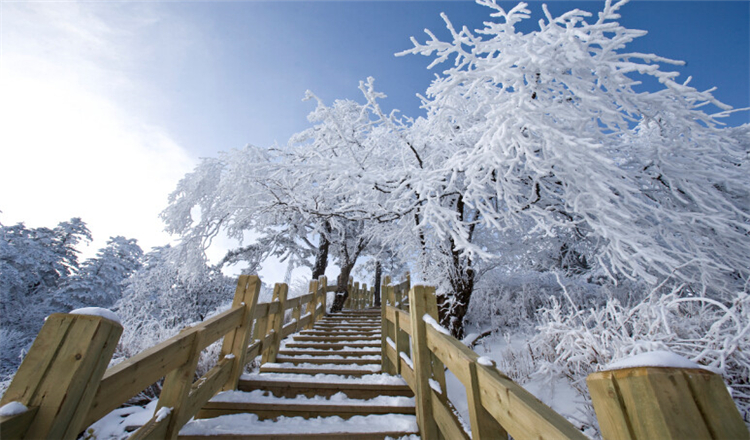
[1,0,748,279]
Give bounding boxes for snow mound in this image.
[605,350,704,371]
[0,401,28,417]
[69,307,122,325]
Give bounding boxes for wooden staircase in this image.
[178,309,420,439]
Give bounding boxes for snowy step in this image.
[260,362,382,377]
[195,390,415,420]
[275,355,380,366]
[239,373,412,399]
[293,335,380,342]
[284,342,380,350]
[278,349,381,357]
[179,413,419,439]
[301,329,381,335]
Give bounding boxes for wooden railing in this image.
[380,275,748,440]
[0,274,331,440]
[343,277,376,310]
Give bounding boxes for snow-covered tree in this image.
[116,244,232,331]
[0,218,91,381]
[395,0,749,301]
[51,236,143,310]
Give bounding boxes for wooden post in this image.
[468,361,508,439]
[318,276,327,318]
[381,275,392,374]
[0,312,122,439]
[261,283,288,364]
[362,283,367,309]
[220,275,261,391]
[353,282,360,310]
[408,285,441,439]
[304,279,319,330]
[587,366,748,440]
[291,295,302,333]
[156,327,204,439]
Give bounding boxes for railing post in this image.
[467,360,508,439]
[152,327,204,439]
[0,312,122,439]
[361,283,367,309]
[220,275,261,391]
[381,275,392,374]
[317,276,327,319]
[261,283,288,364]
[292,296,302,333]
[587,366,748,440]
[304,279,319,330]
[408,285,441,439]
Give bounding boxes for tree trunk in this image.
[311,223,331,280]
[374,261,382,306]
[437,267,474,340]
[330,264,355,313]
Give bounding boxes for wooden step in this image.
[278,350,381,357]
[179,413,419,439]
[284,342,379,350]
[292,335,380,342]
[239,374,413,399]
[301,329,380,334]
[259,364,381,377]
[195,390,415,420]
[275,356,380,365]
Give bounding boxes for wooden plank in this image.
[254,303,270,320]
[468,361,507,439]
[304,280,319,330]
[10,314,123,440]
[85,326,195,426]
[296,292,314,305]
[178,357,234,427]
[283,296,301,312]
[400,356,416,392]
[267,301,281,315]
[386,305,397,325]
[0,314,73,405]
[261,283,287,364]
[194,306,244,352]
[588,367,746,440]
[297,313,312,329]
[681,368,748,439]
[587,370,635,440]
[0,405,38,439]
[281,320,298,339]
[198,400,415,419]
[157,328,203,439]
[128,412,169,440]
[425,316,505,439]
[179,431,419,440]
[396,309,412,335]
[380,276,390,375]
[408,285,439,439]
[245,340,262,361]
[476,362,587,440]
[425,324,473,387]
[220,275,261,391]
[431,389,470,440]
[386,343,399,367]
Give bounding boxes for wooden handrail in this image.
[381,274,747,440]
[0,274,337,440]
[381,282,587,440]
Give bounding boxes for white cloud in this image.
[0,2,195,256]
